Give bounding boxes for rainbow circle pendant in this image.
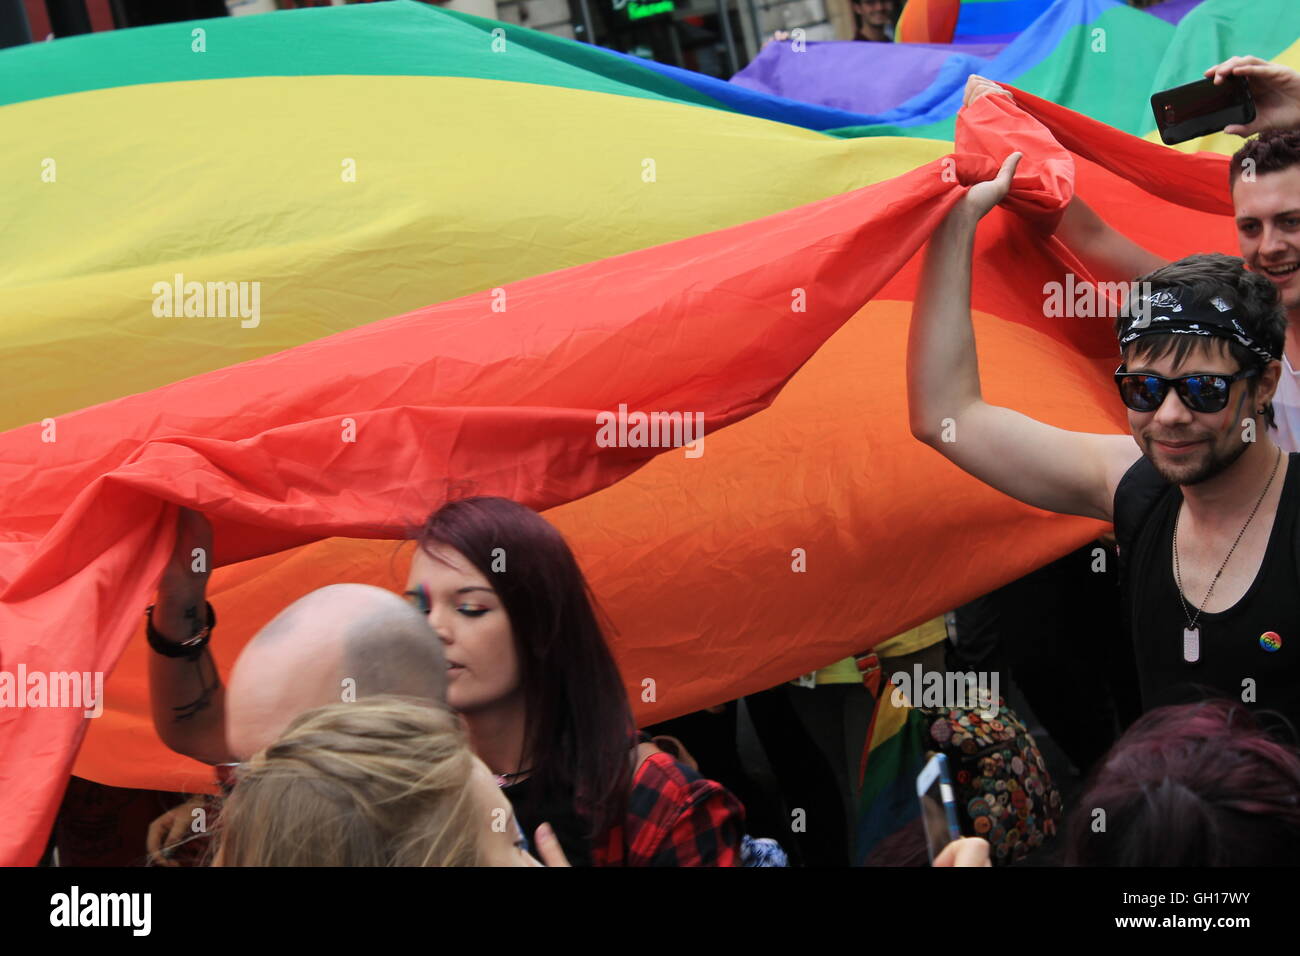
[1261,631,1283,652]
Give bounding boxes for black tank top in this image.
[1114,452,1300,736]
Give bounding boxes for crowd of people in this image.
[44,50,1300,868]
[131,483,1300,867]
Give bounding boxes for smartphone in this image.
[916,752,962,863]
[1151,75,1255,145]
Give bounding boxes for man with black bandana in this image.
[908,150,1300,735]
[964,58,1300,452]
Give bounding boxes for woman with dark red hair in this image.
[1063,699,1300,866]
[404,496,745,866]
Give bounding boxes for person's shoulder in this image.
[1113,452,1167,505]
[624,753,745,865]
[629,751,741,817]
[1116,451,1163,489]
[628,737,744,828]
[634,750,706,798]
[1113,453,1171,552]
[1285,451,1300,486]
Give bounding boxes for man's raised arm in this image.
[906,152,1139,523]
[147,508,234,766]
[1055,195,1167,283]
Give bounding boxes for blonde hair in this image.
[213,696,481,866]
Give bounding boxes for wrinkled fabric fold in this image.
[0,88,1224,866]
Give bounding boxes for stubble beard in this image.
[1145,431,1248,487]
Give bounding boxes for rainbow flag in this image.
[896,0,963,44]
[0,0,1255,864]
[733,0,1300,140]
[952,0,1065,45]
[852,660,931,865]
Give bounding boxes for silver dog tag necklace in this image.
[1172,448,1281,663]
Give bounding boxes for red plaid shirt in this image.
[592,752,745,867]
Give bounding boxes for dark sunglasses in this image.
[1113,364,1258,414]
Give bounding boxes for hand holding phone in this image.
[916,752,962,863]
[1204,56,1300,136]
[933,836,991,867]
[1151,75,1255,145]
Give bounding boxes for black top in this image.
[503,776,593,867]
[1115,452,1300,734]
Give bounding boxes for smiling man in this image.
[907,152,1300,732]
[851,0,897,42]
[964,60,1300,449]
[1231,131,1300,444]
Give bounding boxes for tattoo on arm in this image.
[172,652,221,722]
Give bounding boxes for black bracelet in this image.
[145,602,216,660]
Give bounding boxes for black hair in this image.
[1230,128,1300,186]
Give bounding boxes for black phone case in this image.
[1150,76,1256,145]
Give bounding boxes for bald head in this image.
[225,584,447,760]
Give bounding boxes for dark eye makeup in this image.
[402,585,494,619]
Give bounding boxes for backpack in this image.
[853,653,1060,866]
[914,690,1062,865]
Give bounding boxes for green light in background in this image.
[627,0,675,20]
